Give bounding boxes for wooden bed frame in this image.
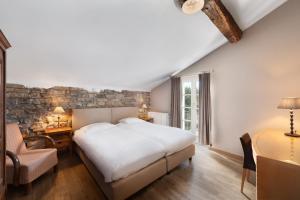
[72,107,195,200]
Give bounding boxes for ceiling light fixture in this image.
[174,0,205,15]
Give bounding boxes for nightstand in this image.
[44,127,73,153]
[139,116,154,123]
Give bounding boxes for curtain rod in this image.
[171,70,213,78]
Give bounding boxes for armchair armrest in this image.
[24,135,56,148]
[6,150,20,186]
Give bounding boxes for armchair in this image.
[6,123,58,193]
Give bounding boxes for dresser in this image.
[0,31,11,200]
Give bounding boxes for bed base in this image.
[75,143,195,200]
[166,145,195,171]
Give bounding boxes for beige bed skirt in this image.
[74,143,195,200]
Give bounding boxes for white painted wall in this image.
[151,0,300,155]
[151,79,171,113]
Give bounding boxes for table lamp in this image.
[53,106,65,127]
[142,104,148,118]
[278,97,300,137]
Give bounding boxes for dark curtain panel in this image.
[199,73,211,145]
[170,77,181,128]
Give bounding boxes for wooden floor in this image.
[7,146,256,200]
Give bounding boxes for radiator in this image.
[148,112,169,126]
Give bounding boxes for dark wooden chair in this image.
[240,133,256,193]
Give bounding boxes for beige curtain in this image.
[170,77,181,128]
[199,73,211,145]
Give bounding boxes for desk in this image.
[253,129,300,165]
[252,129,300,200]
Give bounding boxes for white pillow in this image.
[80,122,115,132]
[119,117,145,124]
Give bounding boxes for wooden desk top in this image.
[253,129,300,165]
[45,127,72,134]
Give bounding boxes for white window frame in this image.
[181,75,199,136]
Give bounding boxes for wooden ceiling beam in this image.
[0,30,11,50]
[202,0,242,43]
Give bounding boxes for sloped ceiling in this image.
[0,0,286,91]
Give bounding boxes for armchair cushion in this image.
[6,148,58,184]
[6,123,27,154]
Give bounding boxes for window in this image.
[181,75,199,137]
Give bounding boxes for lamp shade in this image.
[277,97,300,110]
[174,0,205,15]
[53,106,65,114]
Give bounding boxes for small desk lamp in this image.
[53,106,65,127]
[142,104,148,118]
[278,97,300,137]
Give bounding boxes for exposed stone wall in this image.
[6,83,150,133]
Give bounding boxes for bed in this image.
[117,120,195,171]
[72,107,195,200]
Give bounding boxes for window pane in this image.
[184,108,191,120]
[184,95,191,107]
[196,109,199,129]
[184,121,191,131]
[183,82,192,95]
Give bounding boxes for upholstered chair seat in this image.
[6,148,57,185]
[6,123,58,192]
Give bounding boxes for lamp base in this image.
[284,133,300,137]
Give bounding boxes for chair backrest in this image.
[240,133,256,171]
[6,123,26,154]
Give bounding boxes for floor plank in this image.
[7,146,256,200]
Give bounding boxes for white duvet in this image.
[73,123,165,182]
[117,122,196,155]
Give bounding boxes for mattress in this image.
[73,123,165,182]
[117,122,196,155]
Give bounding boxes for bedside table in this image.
[138,117,154,123]
[44,127,73,153]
